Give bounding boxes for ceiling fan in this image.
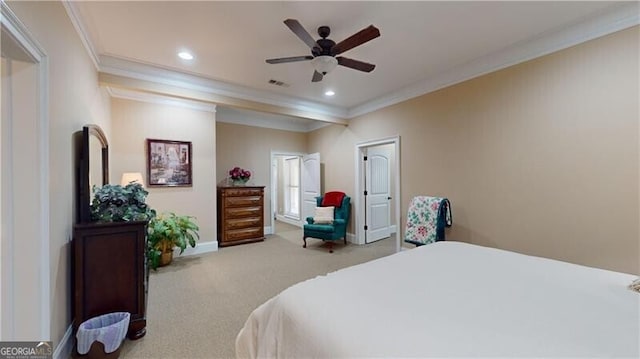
[266,19,381,82]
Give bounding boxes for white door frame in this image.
[1,2,50,340]
[354,136,401,252]
[269,150,306,233]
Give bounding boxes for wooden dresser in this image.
[217,186,265,247]
[73,220,148,340]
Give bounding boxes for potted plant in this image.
[90,183,156,222]
[147,212,199,269]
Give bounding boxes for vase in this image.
[232,178,248,186]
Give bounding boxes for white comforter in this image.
[236,241,639,358]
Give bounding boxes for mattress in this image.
[236,241,639,358]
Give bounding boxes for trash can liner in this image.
[76,312,130,355]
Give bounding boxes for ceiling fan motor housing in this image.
[313,38,336,57]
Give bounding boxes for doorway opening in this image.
[272,154,302,227]
[270,151,320,235]
[354,136,401,252]
[271,152,304,235]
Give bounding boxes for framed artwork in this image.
[146,139,192,187]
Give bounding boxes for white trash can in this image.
[76,312,130,358]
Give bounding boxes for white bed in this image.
[236,241,639,358]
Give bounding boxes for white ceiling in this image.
[67,1,637,126]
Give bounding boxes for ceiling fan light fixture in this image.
[312,56,338,75]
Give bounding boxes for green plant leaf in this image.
[146,212,199,265]
[90,183,155,222]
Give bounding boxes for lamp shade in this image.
[121,172,144,187]
[311,56,338,75]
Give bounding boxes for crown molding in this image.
[62,1,99,70]
[216,107,329,133]
[100,71,347,125]
[108,86,331,133]
[99,54,347,120]
[348,2,639,118]
[107,87,217,113]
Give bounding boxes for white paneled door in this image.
[301,153,320,222]
[365,146,391,243]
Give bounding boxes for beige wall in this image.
[310,27,639,274]
[6,0,112,346]
[308,124,360,194]
[216,122,308,226]
[110,99,217,243]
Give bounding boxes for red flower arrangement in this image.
[229,167,251,181]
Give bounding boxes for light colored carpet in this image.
[119,221,396,358]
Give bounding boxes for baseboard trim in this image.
[275,214,302,228]
[173,240,218,257]
[349,225,397,245]
[346,232,356,244]
[264,226,273,235]
[54,324,73,359]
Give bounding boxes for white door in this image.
[365,146,391,243]
[301,153,320,222]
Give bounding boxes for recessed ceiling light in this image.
[325,90,335,96]
[178,51,194,60]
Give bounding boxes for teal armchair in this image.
[303,195,351,253]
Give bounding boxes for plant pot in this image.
[232,178,249,186]
[159,249,173,266]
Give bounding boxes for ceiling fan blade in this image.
[311,70,323,82]
[337,57,376,72]
[284,19,318,49]
[331,25,380,55]
[266,55,314,64]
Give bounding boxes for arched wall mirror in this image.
[78,124,109,223]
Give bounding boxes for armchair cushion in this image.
[313,206,334,224]
[321,191,346,207]
[304,223,337,233]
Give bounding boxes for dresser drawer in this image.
[226,217,261,230]
[224,195,262,207]
[225,227,263,242]
[223,188,263,197]
[225,206,262,218]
